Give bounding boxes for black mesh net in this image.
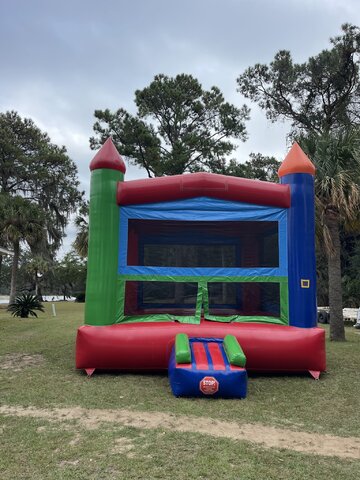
[207,282,280,317]
[127,220,279,268]
[124,281,198,316]
[123,280,280,319]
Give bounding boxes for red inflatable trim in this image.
[117,172,290,208]
[76,321,326,374]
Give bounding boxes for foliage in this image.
[73,202,89,258]
[237,23,360,135]
[0,249,86,300]
[300,129,360,248]
[237,24,360,341]
[52,251,87,300]
[299,129,360,340]
[0,194,46,251]
[75,291,86,302]
[0,251,35,295]
[0,255,11,294]
[25,255,52,299]
[0,111,83,301]
[316,246,329,306]
[0,110,84,251]
[342,274,360,307]
[316,219,360,308]
[340,232,360,307]
[90,73,250,177]
[7,293,45,318]
[0,194,47,302]
[224,153,280,182]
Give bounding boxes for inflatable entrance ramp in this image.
[168,334,247,398]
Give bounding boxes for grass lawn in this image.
[1,302,360,479]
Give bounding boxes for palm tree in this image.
[0,194,46,303]
[8,293,45,318]
[26,255,51,299]
[73,202,89,258]
[299,129,360,341]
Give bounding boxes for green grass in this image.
[1,302,360,479]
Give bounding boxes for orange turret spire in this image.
[278,142,315,178]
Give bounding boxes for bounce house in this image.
[76,138,326,396]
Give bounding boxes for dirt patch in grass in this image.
[69,432,82,446]
[0,354,44,371]
[1,404,359,459]
[111,433,151,459]
[58,459,80,467]
[111,436,136,456]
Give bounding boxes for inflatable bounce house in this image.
[76,138,326,397]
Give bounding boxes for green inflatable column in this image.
[85,138,126,326]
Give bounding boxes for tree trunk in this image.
[9,240,20,304]
[34,273,43,301]
[34,270,39,297]
[326,213,345,341]
[37,285,43,302]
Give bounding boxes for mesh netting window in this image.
[207,282,280,317]
[124,281,198,316]
[127,220,279,268]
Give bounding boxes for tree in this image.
[73,202,89,258]
[53,252,86,300]
[0,111,83,300]
[299,129,360,341]
[0,111,84,251]
[341,233,360,307]
[0,194,47,303]
[224,153,280,182]
[90,74,250,177]
[0,254,11,295]
[26,255,51,299]
[237,24,360,340]
[237,24,360,136]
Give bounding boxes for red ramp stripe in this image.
[230,365,246,371]
[207,343,226,370]
[192,342,208,370]
[176,363,192,369]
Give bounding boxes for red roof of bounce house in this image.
[117,172,290,208]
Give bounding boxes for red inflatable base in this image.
[76,321,326,376]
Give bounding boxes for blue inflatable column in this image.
[279,143,317,328]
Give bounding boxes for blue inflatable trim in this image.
[118,196,288,277]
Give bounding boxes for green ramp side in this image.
[175,333,191,364]
[223,335,246,367]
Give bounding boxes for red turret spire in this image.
[90,137,126,173]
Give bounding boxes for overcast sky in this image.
[1,0,359,255]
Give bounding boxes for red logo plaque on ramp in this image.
[199,376,219,395]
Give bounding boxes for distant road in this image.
[0,295,9,304]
